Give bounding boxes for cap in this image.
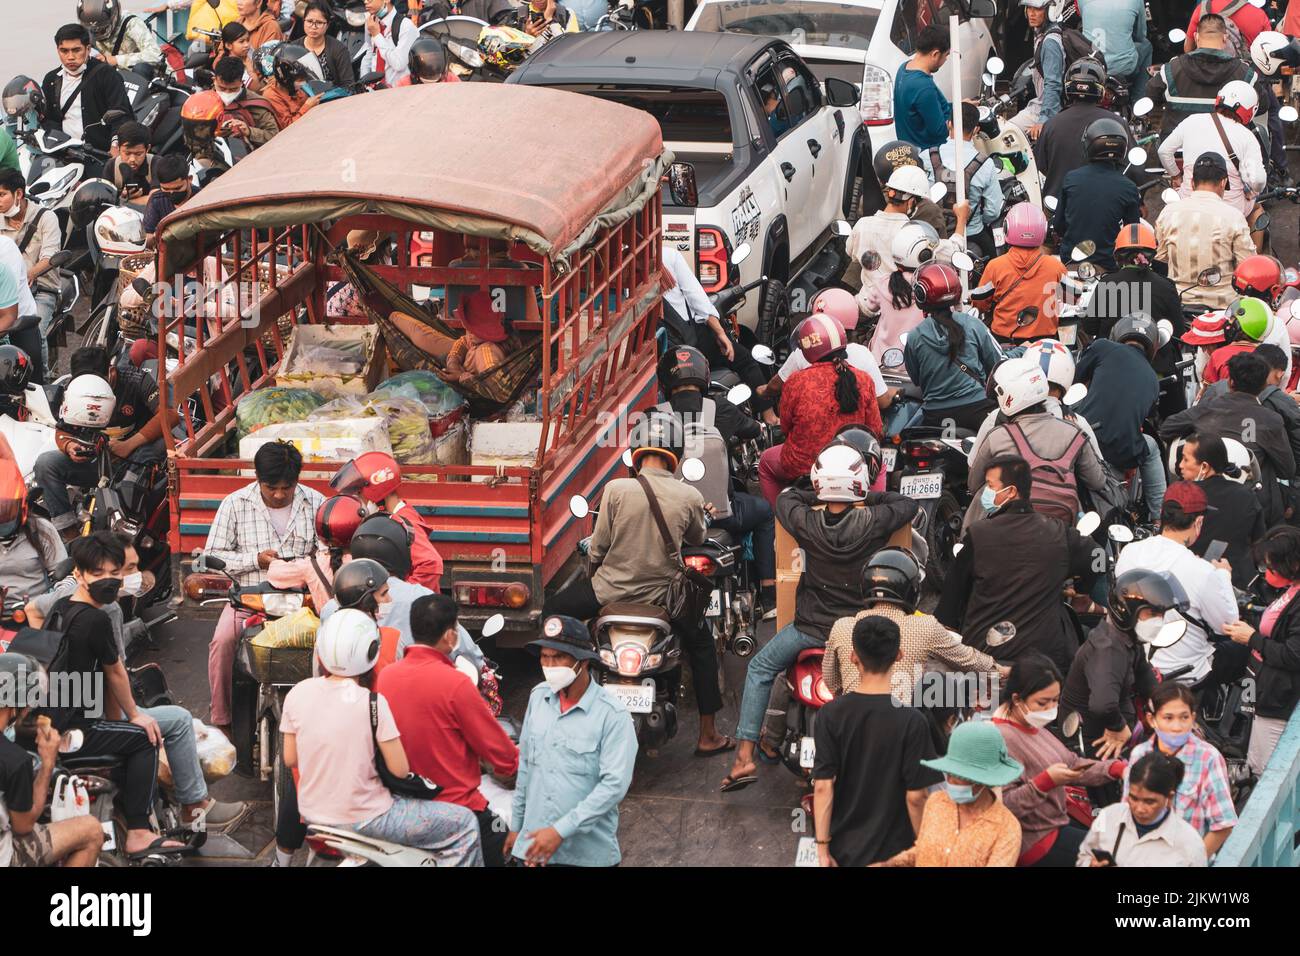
[455,290,508,343]
[1193,153,1230,180]
[1180,313,1228,346]
[1162,480,1215,518]
[527,615,601,662]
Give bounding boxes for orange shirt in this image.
[889,790,1022,867]
[977,247,1068,340]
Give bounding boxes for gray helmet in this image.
[1110,312,1158,361]
[78,0,123,41]
[1082,116,1128,164]
[333,558,390,611]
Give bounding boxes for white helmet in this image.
[809,443,870,503]
[885,164,932,200]
[315,608,380,677]
[1216,80,1259,124]
[1022,338,1075,391]
[1251,31,1291,76]
[94,205,146,257]
[1221,436,1257,485]
[890,220,940,270]
[992,357,1050,417]
[59,374,117,428]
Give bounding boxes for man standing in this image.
[892,25,952,150]
[1011,0,1066,139]
[377,594,519,866]
[0,169,63,377]
[1081,0,1153,99]
[920,101,1005,257]
[1147,14,1256,135]
[506,616,637,867]
[40,24,132,153]
[363,0,417,88]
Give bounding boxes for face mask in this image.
[120,572,145,597]
[374,598,393,622]
[542,664,578,693]
[980,485,1002,514]
[945,782,978,804]
[64,62,86,78]
[217,89,242,106]
[2,200,19,219]
[1265,568,1292,589]
[1022,704,1057,729]
[1133,617,1165,644]
[2,725,13,743]
[1156,728,1191,750]
[87,577,122,605]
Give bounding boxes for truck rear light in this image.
[860,64,893,126]
[684,554,716,575]
[453,581,531,608]
[696,227,729,293]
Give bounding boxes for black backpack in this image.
[1037,23,1107,75]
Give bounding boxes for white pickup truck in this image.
[509,31,866,336]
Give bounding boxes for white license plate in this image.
[799,735,816,769]
[606,682,655,714]
[900,472,943,499]
[993,226,1007,248]
[794,836,819,867]
[881,447,897,472]
[1058,323,1078,346]
[705,589,722,617]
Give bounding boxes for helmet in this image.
[315,494,367,550]
[1004,202,1048,248]
[1216,80,1258,125]
[59,374,116,428]
[913,261,963,309]
[1114,221,1157,265]
[884,164,932,200]
[77,0,123,40]
[181,89,225,148]
[408,37,448,83]
[1251,30,1292,76]
[1227,296,1272,342]
[991,357,1050,416]
[333,558,390,611]
[860,547,923,614]
[1022,338,1074,391]
[68,179,120,231]
[1081,116,1128,163]
[828,424,883,484]
[656,345,710,394]
[628,409,685,471]
[274,43,324,89]
[809,443,870,502]
[331,452,401,504]
[0,458,27,542]
[479,25,535,72]
[872,140,923,185]
[0,651,47,709]
[94,206,146,256]
[1063,57,1107,103]
[1107,568,1189,634]
[349,514,413,580]
[314,608,381,677]
[1109,312,1158,361]
[252,40,282,80]
[0,345,33,396]
[810,287,860,331]
[1233,255,1284,302]
[794,313,848,364]
[890,220,940,269]
[1,76,45,125]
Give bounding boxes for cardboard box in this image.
[277,323,386,398]
[776,515,798,574]
[776,570,801,632]
[468,421,552,479]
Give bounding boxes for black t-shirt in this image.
[110,364,161,436]
[1194,474,1267,589]
[0,735,35,818]
[811,693,940,866]
[47,597,118,731]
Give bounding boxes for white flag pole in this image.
[949,14,968,301]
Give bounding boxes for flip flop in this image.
[720,773,759,793]
[756,744,782,765]
[694,737,737,758]
[125,835,195,861]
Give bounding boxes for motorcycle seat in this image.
[704,527,736,547]
[597,603,671,625]
[60,752,126,773]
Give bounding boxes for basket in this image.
[241,640,315,685]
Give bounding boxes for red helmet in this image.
[331,452,402,503]
[794,313,848,364]
[316,494,367,550]
[809,287,859,332]
[913,262,963,310]
[1233,255,1284,302]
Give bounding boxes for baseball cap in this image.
[1192,153,1230,180]
[1162,480,1216,519]
[527,615,600,662]
[1180,312,1228,346]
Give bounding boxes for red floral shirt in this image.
[779,362,881,477]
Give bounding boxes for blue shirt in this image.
[1081,0,1146,78]
[893,65,951,150]
[920,139,1005,236]
[1036,30,1066,124]
[510,678,638,866]
[0,254,18,310]
[319,576,484,670]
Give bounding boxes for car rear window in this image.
[692,1,880,53]
[555,86,733,143]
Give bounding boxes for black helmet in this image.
[0,345,33,396]
[408,38,448,84]
[829,424,883,484]
[333,557,390,611]
[872,140,923,185]
[349,514,413,580]
[629,409,685,471]
[1107,568,1188,633]
[2,76,45,124]
[273,44,321,90]
[0,652,47,710]
[1081,116,1128,164]
[1064,57,1107,103]
[69,179,120,231]
[657,345,710,394]
[1109,311,1158,361]
[860,548,922,614]
[78,0,123,41]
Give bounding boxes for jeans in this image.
[1125,38,1153,100]
[1138,433,1165,522]
[736,623,822,743]
[350,795,484,867]
[144,704,208,806]
[33,290,56,378]
[34,439,166,528]
[713,491,775,581]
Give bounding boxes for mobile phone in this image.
[1204,540,1229,564]
[1091,848,1115,865]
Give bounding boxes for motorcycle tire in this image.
[272,727,289,832]
[922,491,963,591]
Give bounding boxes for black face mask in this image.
[87,577,122,605]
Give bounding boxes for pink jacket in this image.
[267,550,339,612]
[860,269,924,374]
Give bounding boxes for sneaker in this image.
[761,606,778,621]
[188,799,249,831]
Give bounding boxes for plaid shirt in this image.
[203,482,325,585]
[1126,734,1238,836]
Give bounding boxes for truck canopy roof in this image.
[158,83,667,272]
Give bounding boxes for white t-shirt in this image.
[267,503,294,538]
[662,243,718,323]
[777,341,887,396]
[59,71,84,142]
[0,236,37,317]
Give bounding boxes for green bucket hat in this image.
[921,720,1023,788]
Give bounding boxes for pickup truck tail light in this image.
[696,227,729,292]
[860,64,893,126]
[453,581,531,609]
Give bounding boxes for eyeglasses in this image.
[305,19,329,26]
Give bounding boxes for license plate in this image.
[705,589,722,617]
[1058,323,1077,346]
[881,447,897,472]
[606,681,655,714]
[794,836,819,867]
[799,735,816,769]
[993,226,1007,248]
[900,472,943,499]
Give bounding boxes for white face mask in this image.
[1134,617,1165,644]
[1023,704,1057,729]
[120,572,145,597]
[542,664,578,693]
[64,62,86,78]
[374,598,393,623]
[2,200,19,219]
[216,88,242,106]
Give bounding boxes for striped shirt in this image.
[203,482,325,586]
[1154,191,1254,310]
[1125,734,1238,836]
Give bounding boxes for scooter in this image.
[976,57,1043,210]
[418,15,491,80]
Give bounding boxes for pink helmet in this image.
[795,313,848,364]
[1004,202,1048,249]
[810,287,859,332]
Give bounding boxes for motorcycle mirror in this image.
[986,621,1017,647]
[681,457,707,482]
[1249,0,1265,7]
[1161,187,1182,205]
[1077,261,1098,280]
[668,162,699,208]
[1156,318,1174,347]
[1147,615,1189,649]
[951,250,975,272]
[102,110,127,126]
[1062,382,1088,406]
[1076,511,1101,536]
[731,242,752,265]
[1015,307,1039,328]
[207,0,221,7]
[1198,267,1222,287]
[1132,96,1155,118]
[751,344,775,366]
[929,181,949,204]
[1061,711,1080,737]
[982,72,994,88]
[986,56,1005,76]
[1043,194,1059,211]
[621,448,635,468]
[979,105,993,122]
[831,219,852,238]
[1127,146,1148,166]
[481,613,505,638]
[1281,105,1300,123]
[1074,240,1097,260]
[568,494,590,519]
[881,347,905,368]
[952,542,964,557]
[1167,28,1186,44]
[1108,524,1135,544]
[860,250,882,273]
[725,383,752,406]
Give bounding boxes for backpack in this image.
[1200,0,1249,61]
[928,146,985,236]
[1037,24,1107,75]
[1001,420,1089,524]
[656,398,733,520]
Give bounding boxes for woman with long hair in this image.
[861,220,932,377]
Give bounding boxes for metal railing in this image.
[1214,709,1300,867]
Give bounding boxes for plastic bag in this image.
[193,720,237,783]
[250,606,320,649]
[377,369,463,416]
[297,345,365,375]
[310,392,436,465]
[50,775,91,821]
[235,386,327,440]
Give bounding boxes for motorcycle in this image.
[974,57,1043,211]
[418,16,491,80]
[777,645,831,780]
